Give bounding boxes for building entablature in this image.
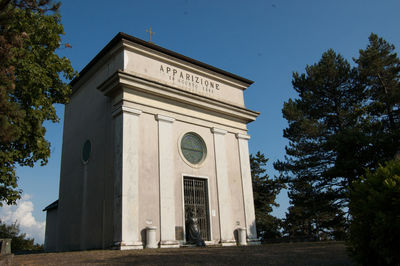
[97,70,259,132]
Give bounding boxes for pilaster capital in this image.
[211,127,227,135]
[236,133,250,140]
[112,106,142,117]
[155,114,175,123]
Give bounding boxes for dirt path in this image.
[14,241,352,265]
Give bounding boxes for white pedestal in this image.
[146,226,158,249]
[238,227,247,246]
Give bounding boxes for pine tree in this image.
[274,49,360,239]
[355,33,400,164]
[251,152,284,240]
[276,34,400,239]
[283,178,346,240]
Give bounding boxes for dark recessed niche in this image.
[82,140,91,164]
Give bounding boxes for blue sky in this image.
[1,0,400,244]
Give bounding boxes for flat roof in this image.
[70,32,254,87]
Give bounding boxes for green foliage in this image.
[275,33,400,240]
[283,179,347,240]
[348,160,400,266]
[0,219,43,252]
[275,49,356,239]
[355,33,400,164]
[251,152,285,240]
[0,0,76,206]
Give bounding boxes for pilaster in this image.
[212,127,235,246]
[236,133,260,244]
[156,114,179,248]
[112,106,143,250]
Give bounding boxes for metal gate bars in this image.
[183,177,210,241]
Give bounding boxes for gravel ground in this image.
[14,241,352,265]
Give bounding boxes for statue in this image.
[186,209,206,247]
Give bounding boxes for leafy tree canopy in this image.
[348,159,400,265]
[0,0,76,206]
[0,219,43,252]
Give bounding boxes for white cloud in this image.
[0,194,45,244]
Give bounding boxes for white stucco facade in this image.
[43,33,260,251]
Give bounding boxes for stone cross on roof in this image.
[146,26,155,43]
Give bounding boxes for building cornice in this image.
[71,32,253,88]
[98,70,259,124]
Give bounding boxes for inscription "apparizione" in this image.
[160,64,220,94]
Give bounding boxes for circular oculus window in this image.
[180,132,207,165]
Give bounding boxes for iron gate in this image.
[183,177,210,241]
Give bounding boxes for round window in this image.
[180,132,207,165]
[82,140,91,164]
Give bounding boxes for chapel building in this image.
[43,32,260,251]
